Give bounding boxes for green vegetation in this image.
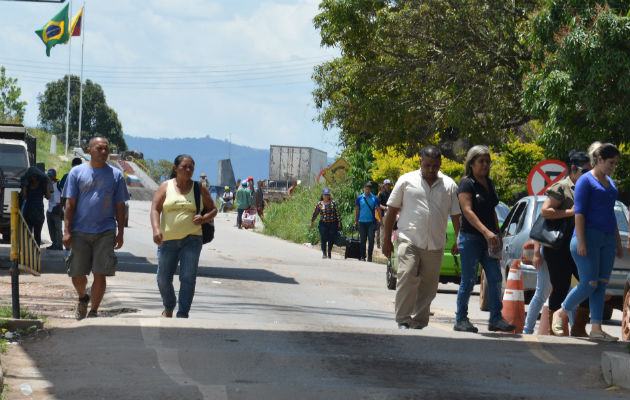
[38,75,127,152]
[0,305,40,320]
[0,66,26,124]
[29,128,72,178]
[263,184,323,245]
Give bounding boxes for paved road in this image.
[1,200,628,399]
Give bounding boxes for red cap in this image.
[248,176,253,181]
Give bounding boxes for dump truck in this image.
[0,124,36,239]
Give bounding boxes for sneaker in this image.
[397,323,410,329]
[87,310,98,318]
[367,257,373,262]
[161,310,173,318]
[488,318,516,332]
[453,318,478,333]
[75,294,90,320]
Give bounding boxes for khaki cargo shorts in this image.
[66,229,118,277]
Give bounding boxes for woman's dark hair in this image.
[566,150,589,173]
[169,154,195,179]
[593,143,621,162]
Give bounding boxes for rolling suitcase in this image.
[344,229,361,259]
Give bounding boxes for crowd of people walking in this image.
[23,134,625,336]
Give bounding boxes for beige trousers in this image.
[394,239,444,328]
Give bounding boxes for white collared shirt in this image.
[387,169,460,250]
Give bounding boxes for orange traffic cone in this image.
[537,304,551,335]
[501,259,525,333]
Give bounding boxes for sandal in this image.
[588,330,618,342]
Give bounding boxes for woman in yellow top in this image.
[150,154,217,318]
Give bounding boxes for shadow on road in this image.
[0,247,297,285]
[9,324,628,400]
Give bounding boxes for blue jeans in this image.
[157,235,203,318]
[318,221,338,256]
[237,208,245,228]
[563,229,617,324]
[358,221,376,260]
[456,232,503,323]
[523,252,551,334]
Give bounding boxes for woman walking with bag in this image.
[552,143,623,341]
[310,188,342,259]
[531,151,591,336]
[454,145,515,333]
[150,154,217,318]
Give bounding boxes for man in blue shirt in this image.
[62,137,130,320]
[354,182,380,262]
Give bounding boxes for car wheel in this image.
[479,270,489,311]
[603,302,613,321]
[622,290,629,342]
[386,260,397,290]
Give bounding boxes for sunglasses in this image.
[576,166,590,173]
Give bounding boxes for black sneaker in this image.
[488,318,516,332]
[87,310,98,318]
[453,318,478,333]
[367,257,373,262]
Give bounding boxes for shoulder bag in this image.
[529,214,573,249]
[193,181,215,244]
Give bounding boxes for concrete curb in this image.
[601,351,630,390]
[1,318,44,331]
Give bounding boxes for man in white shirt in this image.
[46,168,63,250]
[382,146,461,329]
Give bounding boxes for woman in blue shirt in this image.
[552,143,623,341]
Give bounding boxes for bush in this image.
[262,184,323,245]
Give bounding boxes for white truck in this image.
[0,124,36,240]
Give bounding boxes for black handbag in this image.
[193,181,215,244]
[529,214,573,249]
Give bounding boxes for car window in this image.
[615,203,628,233]
[495,202,510,224]
[505,202,526,236]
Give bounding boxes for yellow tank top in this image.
[160,179,202,241]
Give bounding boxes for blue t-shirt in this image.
[61,163,130,234]
[573,172,618,234]
[355,192,380,223]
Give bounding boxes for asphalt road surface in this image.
[1,200,628,399]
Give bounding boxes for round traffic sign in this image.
[526,159,567,195]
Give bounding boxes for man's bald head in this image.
[89,136,109,148]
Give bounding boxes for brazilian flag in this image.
[35,4,70,57]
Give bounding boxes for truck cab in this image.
[0,124,36,239]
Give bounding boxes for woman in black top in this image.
[454,145,515,333]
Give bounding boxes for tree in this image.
[313,0,538,151]
[38,75,127,151]
[522,1,630,158]
[138,158,173,183]
[0,66,27,124]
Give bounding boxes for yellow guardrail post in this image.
[10,191,20,319]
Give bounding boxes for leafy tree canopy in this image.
[0,66,27,124]
[313,0,538,151]
[38,75,127,151]
[522,1,630,158]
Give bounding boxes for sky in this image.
[0,0,341,156]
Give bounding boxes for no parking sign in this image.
[526,160,567,195]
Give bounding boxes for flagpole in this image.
[64,0,73,156]
[77,2,85,149]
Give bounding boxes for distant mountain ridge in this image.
[124,135,270,184]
